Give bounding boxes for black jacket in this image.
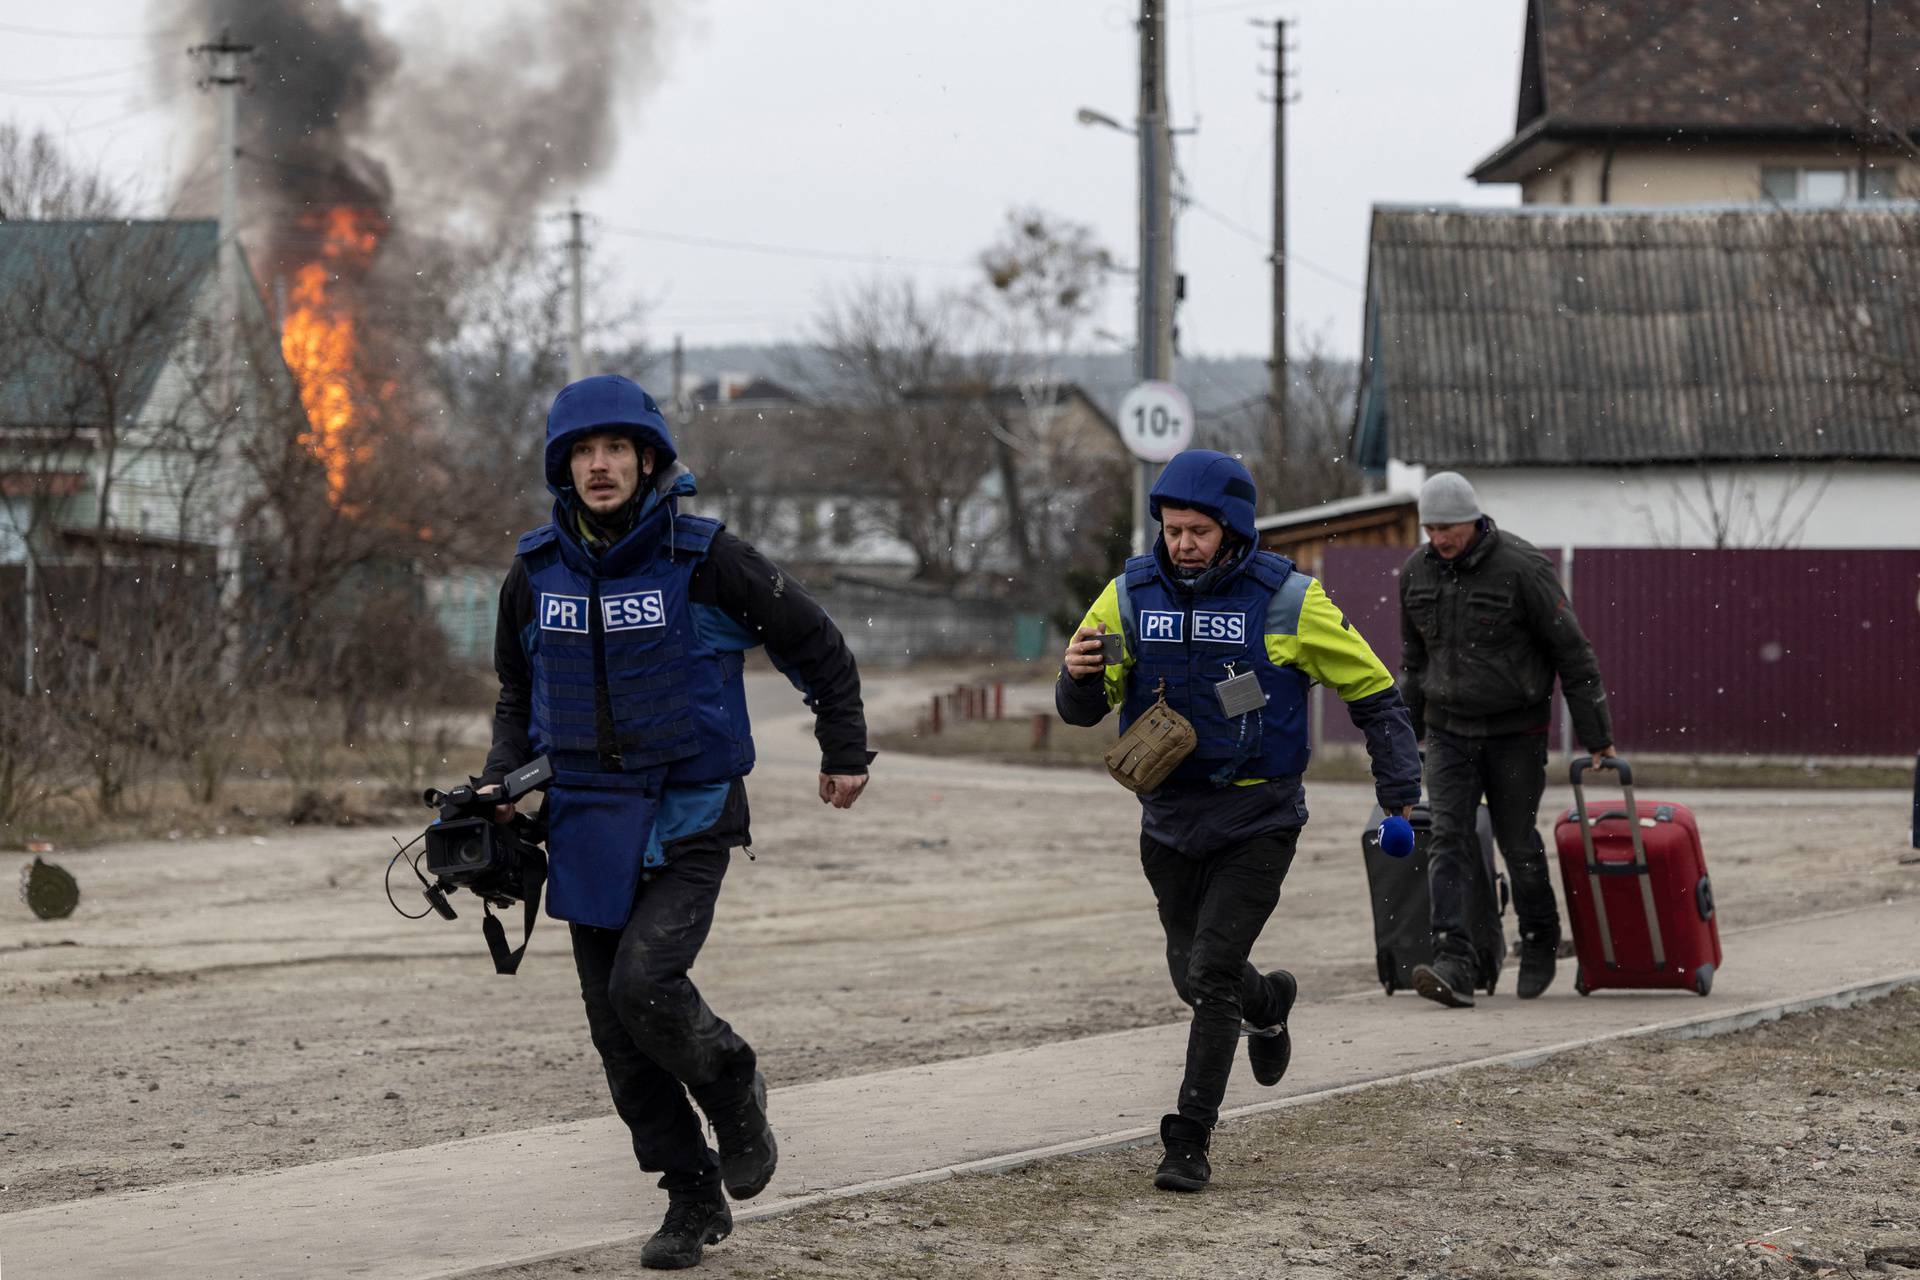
[1398,519,1612,750]
[482,529,870,785]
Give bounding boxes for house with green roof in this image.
[0,218,296,573]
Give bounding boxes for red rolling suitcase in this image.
[1554,757,1721,996]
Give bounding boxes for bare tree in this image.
[0,123,123,220]
[1239,327,1364,514]
[799,279,1002,584]
[423,225,648,546]
[1630,464,1837,550]
[0,216,243,812]
[973,208,1114,579]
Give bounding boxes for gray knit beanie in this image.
[1418,471,1482,525]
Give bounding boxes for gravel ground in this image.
[4,672,1916,1270]
[488,987,1920,1280]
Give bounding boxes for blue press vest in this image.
[517,513,755,790]
[1116,550,1312,785]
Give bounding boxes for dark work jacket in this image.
[1398,519,1613,750]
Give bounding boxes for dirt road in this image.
[3,672,1914,1218]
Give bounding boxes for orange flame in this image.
[281,207,384,499]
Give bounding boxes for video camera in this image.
[420,756,552,919]
[392,756,552,975]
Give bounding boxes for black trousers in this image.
[1141,831,1298,1128]
[1426,727,1559,959]
[569,845,754,1195]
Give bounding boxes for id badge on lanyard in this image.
[1213,661,1268,718]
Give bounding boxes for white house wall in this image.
[1449,462,1920,549]
[0,498,31,562]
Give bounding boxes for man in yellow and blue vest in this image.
[479,374,871,1270]
[1057,449,1420,1193]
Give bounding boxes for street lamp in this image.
[1075,106,1134,135]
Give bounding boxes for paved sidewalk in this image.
[5,897,1919,1280]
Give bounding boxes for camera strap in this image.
[480,848,548,976]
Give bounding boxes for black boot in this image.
[1517,931,1558,1000]
[1246,969,1297,1087]
[705,1069,778,1201]
[640,1193,732,1271]
[1411,953,1477,1009]
[1153,1114,1212,1192]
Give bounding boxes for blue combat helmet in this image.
[543,374,677,497]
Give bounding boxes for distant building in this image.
[677,379,1125,583]
[683,374,801,410]
[1255,491,1419,575]
[1351,204,1920,549]
[0,218,292,573]
[1474,0,1920,206]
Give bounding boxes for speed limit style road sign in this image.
[1116,380,1195,463]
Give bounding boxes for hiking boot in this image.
[1153,1113,1212,1192]
[1246,968,1297,1087]
[1517,932,1559,1000]
[1411,954,1477,1009]
[640,1193,732,1270]
[707,1069,778,1200]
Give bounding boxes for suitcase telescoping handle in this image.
[1568,755,1666,972]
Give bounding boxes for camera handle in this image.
[478,845,548,976]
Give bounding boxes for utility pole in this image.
[1135,0,1176,554]
[566,202,587,382]
[189,30,252,626]
[670,333,686,416]
[20,548,33,694]
[189,30,253,410]
[1268,18,1291,476]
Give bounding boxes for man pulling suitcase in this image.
[1397,473,1616,1008]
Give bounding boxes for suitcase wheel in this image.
[1693,964,1714,997]
[1574,966,1591,997]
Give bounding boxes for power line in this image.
[0,83,143,100]
[0,18,191,40]
[1186,0,1279,19]
[0,54,171,90]
[599,222,979,272]
[1183,196,1363,292]
[54,96,177,138]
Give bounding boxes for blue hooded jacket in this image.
[1148,449,1258,545]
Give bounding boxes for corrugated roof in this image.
[1254,489,1415,533]
[1476,0,1920,181]
[1549,0,1920,130]
[0,219,218,430]
[1353,203,1920,469]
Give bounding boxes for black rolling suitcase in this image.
[1362,803,1508,995]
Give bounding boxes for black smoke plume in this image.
[153,0,674,268]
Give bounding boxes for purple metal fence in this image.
[1317,546,1920,759]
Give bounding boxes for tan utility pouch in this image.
[1104,680,1196,795]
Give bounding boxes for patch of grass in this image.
[1,707,489,851]
[879,713,1913,790]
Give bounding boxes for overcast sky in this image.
[0,0,1523,360]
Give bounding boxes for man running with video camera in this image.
[478,374,872,1270]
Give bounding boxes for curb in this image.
[441,968,1920,1280]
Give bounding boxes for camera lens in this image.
[454,833,485,866]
